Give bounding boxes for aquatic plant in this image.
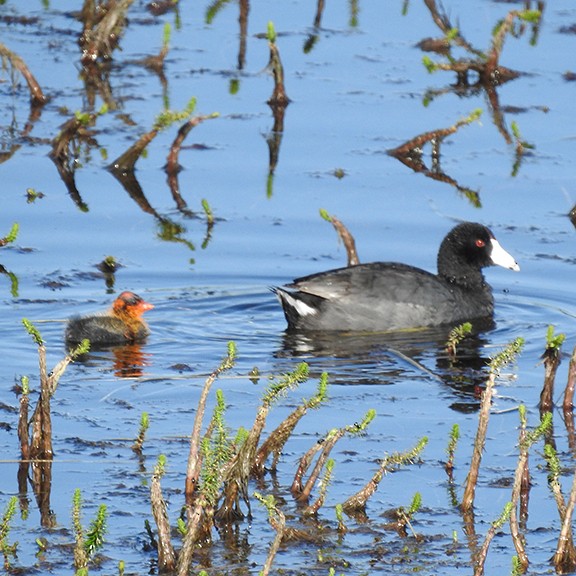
[72,489,108,575]
[446,322,473,357]
[293,409,376,504]
[0,496,18,570]
[461,337,524,513]
[319,209,360,266]
[216,362,309,522]
[444,423,460,478]
[132,412,150,454]
[342,435,428,514]
[540,325,565,414]
[252,371,329,476]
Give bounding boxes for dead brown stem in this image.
[177,495,214,576]
[329,215,359,266]
[553,468,576,573]
[150,468,176,573]
[267,40,290,107]
[461,372,496,513]
[564,346,576,414]
[540,344,562,414]
[185,346,235,505]
[253,404,307,477]
[295,430,343,503]
[342,437,427,514]
[509,421,530,572]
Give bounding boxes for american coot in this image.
[274,222,519,332]
[65,291,154,347]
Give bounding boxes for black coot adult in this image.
[274,222,519,332]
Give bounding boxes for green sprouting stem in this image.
[422,55,438,73]
[72,489,88,573]
[263,362,309,406]
[22,318,43,346]
[335,503,346,533]
[0,496,17,544]
[267,21,277,44]
[154,454,167,477]
[408,492,422,516]
[132,412,150,452]
[544,443,561,483]
[176,517,187,536]
[319,208,332,222]
[70,339,90,358]
[200,389,232,506]
[84,505,107,558]
[493,501,514,530]
[446,322,472,356]
[118,560,125,576]
[306,372,329,410]
[544,325,565,359]
[522,411,552,449]
[201,198,214,226]
[489,337,524,374]
[346,409,376,435]
[0,496,18,568]
[446,423,460,465]
[21,375,29,395]
[0,223,18,246]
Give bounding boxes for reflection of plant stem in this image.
[0,42,46,105]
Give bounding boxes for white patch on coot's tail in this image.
[276,289,318,316]
[489,239,520,271]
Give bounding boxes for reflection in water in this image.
[276,323,494,413]
[77,343,152,378]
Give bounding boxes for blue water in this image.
[1,1,576,574]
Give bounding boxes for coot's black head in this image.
[437,222,519,286]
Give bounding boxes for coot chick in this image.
[65,291,154,347]
[274,222,519,332]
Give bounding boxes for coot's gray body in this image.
[274,222,519,332]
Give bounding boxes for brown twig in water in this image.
[461,338,524,513]
[342,436,427,514]
[150,456,177,572]
[266,22,290,107]
[540,327,565,414]
[319,210,360,266]
[473,503,513,576]
[553,467,576,572]
[254,492,286,576]
[564,345,576,414]
[184,343,236,505]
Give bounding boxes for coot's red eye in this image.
[475,239,485,248]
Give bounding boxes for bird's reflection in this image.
[276,321,495,413]
[74,343,152,378]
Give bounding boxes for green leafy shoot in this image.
[22,318,43,346]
